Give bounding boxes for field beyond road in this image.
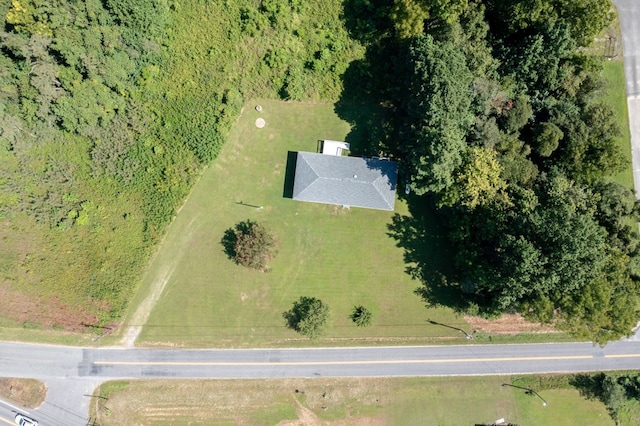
[91,376,613,425]
[117,100,467,348]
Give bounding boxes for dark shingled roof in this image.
[292,152,398,211]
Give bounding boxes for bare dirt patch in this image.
[0,378,46,408]
[277,394,386,426]
[0,218,109,334]
[278,396,322,426]
[119,256,177,347]
[465,313,557,334]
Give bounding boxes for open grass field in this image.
[119,100,467,348]
[91,376,613,425]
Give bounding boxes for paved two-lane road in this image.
[2,341,640,425]
[3,341,640,381]
[615,0,640,198]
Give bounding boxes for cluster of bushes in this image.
[283,297,373,339]
[221,220,374,338]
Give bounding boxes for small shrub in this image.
[350,305,372,327]
[22,321,40,330]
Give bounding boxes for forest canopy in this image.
[362,0,640,343]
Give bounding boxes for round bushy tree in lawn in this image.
[283,296,330,339]
[221,219,277,271]
[350,305,372,327]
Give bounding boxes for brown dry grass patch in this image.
[0,378,46,408]
[0,286,100,332]
[464,313,557,334]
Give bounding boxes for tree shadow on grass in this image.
[220,228,237,261]
[334,58,394,157]
[386,195,468,312]
[569,373,606,401]
[334,35,406,159]
[338,1,467,312]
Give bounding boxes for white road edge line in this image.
[0,396,29,414]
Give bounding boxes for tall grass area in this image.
[143,0,364,165]
[131,100,463,347]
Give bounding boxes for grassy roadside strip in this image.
[602,60,633,190]
[90,376,613,425]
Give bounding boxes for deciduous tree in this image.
[400,34,473,194]
[221,220,278,271]
[283,296,330,339]
[440,146,508,209]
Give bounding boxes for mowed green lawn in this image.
[92,376,613,425]
[132,100,464,347]
[603,60,634,190]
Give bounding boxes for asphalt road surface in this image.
[615,0,640,198]
[1,341,640,425]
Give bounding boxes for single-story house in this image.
[292,151,398,211]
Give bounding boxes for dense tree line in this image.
[346,0,639,343]
[572,371,640,423]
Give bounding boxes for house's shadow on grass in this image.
[282,151,298,198]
